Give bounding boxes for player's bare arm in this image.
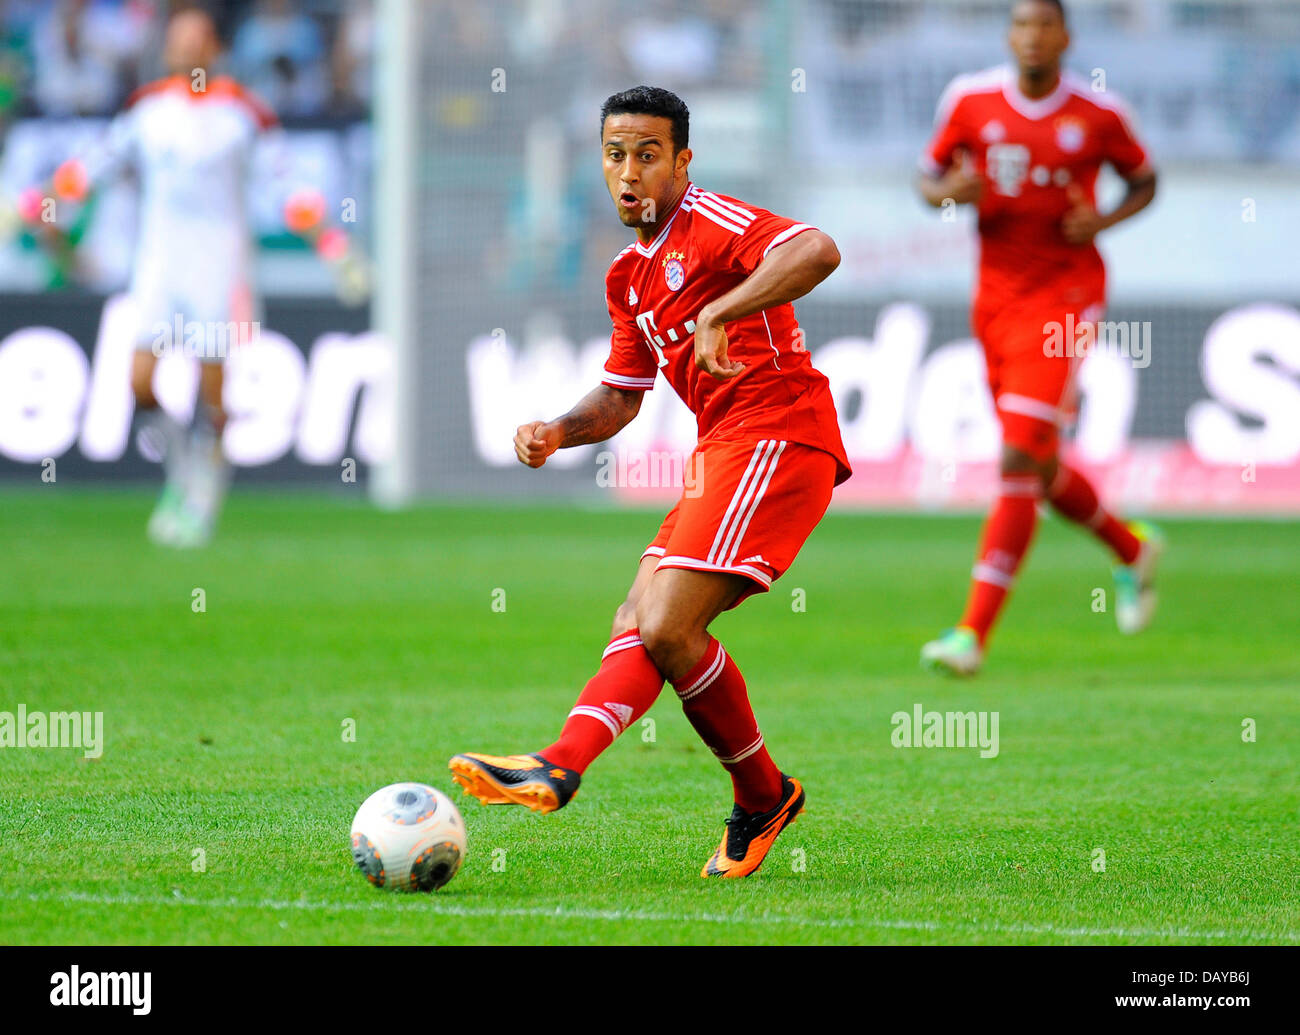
[693,229,840,380]
[514,384,643,467]
[917,152,983,208]
[1061,170,1157,244]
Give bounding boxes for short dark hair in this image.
[600,86,689,154]
[1015,0,1067,22]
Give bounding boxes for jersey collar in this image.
[634,182,694,258]
[1000,64,1072,120]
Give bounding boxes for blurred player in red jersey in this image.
[916,0,1161,675]
[451,86,850,878]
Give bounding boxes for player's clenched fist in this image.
[693,316,745,381]
[514,420,561,467]
[1060,183,1107,244]
[941,166,984,205]
[938,151,983,205]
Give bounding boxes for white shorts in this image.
[130,251,259,364]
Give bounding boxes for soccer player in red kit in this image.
[916,0,1161,675]
[450,86,850,877]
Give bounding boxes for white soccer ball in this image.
[350,782,466,892]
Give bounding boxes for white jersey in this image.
[87,76,277,350]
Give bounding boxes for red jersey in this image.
[921,65,1152,314]
[602,183,851,485]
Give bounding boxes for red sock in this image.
[958,473,1041,646]
[539,629,664,773]
[1047,465,1141,565]
[671,637,783,813]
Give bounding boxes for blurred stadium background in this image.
[1,0,1298,512]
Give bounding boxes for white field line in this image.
[2,890,1289,943]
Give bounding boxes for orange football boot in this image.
[701,774,805,878]
[448,752,580,814]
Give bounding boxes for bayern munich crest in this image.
[1055,117,1086,152]
[663,250,686,291]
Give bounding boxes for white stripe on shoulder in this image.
[1065,72,1145,133]
[607,243,637,272]
[933,64,1007,126]
[691,198,747,235]
[699,192,755,222]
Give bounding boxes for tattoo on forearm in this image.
[555,387,638,447]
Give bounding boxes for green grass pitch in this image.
[1,488,1296,945]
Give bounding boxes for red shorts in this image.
[642,437,837,608]
[974,299,1103,462]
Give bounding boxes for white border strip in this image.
[6,890,1281,942]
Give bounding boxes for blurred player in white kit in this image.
[54,7,278,546]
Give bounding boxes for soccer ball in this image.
[350,782,466,892]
